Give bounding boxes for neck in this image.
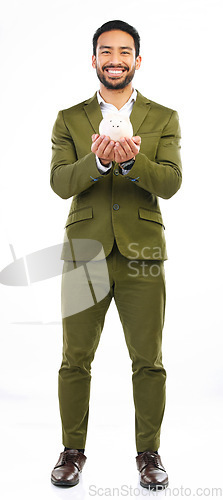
[99,83,134,110]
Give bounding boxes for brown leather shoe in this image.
[51,449,87,487]
[136,450,168,490]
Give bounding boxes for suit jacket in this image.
[50,90,182,261]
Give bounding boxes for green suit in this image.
[50,91,182,261]
[50,90,182,452]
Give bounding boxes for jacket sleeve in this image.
[125,110,182,199]
[50,110,105,199]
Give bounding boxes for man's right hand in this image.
[91,134,115,166]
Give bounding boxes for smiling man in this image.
[93,30,139,89]
[91,28,142,167]
[50,20,182,490]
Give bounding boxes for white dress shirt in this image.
[95,89,137,175]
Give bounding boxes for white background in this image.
[1,0,223,498]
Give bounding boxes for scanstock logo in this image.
[0,239,110,318]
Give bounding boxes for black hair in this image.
[92,20,140,58]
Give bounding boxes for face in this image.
[92,30,141,90]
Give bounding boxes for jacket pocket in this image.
[139,133,161,160]
[65,206,93,228]
[138,207,165,229]
[139,131,161,137]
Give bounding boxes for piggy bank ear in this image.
[120,113,130,121]
[105,112,117,120]
[99,113,115,135]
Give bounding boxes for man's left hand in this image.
[114,136,141,165]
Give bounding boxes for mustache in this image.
[102,64,129,71]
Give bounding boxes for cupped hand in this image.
[91,134,141,166]
[91,134,115,166]
[114,136,141,164]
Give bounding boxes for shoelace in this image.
[141,452,166,472]
[56,450,80,471]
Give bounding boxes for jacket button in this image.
[114,169,119,176]
[113,204,120,210]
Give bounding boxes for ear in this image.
[135,55,142,71]
[92,55,96,69]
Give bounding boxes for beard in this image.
[96,63,136,90]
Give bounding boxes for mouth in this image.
[104,67,127,78]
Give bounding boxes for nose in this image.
[109,51,123,66]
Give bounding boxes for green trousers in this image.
[58,239,166,452]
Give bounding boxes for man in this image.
[50,20,182,490]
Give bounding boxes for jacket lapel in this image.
[130,90,151,136]
[83,92,103,133]
[83,90,151,136]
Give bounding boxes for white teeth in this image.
[107,69,123,74]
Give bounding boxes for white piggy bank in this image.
[99,112,133,142]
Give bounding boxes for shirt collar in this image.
[97,88,137,108]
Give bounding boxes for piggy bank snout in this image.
[99,114,133,141]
